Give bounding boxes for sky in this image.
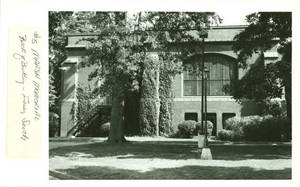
[216,11,254,25]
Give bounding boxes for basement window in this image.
[184,113,198,122]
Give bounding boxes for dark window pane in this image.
[222,113,236,128]
[185,113,198,121]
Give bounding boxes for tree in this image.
[80,12,221,142]
[49,12,95,112]
[232,12,291,138]
[49,11,72,113]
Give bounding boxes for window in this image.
[222,113,236,128]
[183,54,236,96]
[184,113,198,121]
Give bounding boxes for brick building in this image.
[59,25,280,137]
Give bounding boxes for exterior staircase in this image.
[67,105,111,137]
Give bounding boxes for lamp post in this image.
[204,67,209,148]
[200,30,208,139]
[199,30,212,160]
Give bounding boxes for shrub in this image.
[139,54,160,136]
[159,70,175,136]
[243,115,285,141]
[195,121,213,135]
[176,120,196,138]
[99,122,110,137]
[76,111,111,137]
[49,112,59,137]
[223,115,263,140]
[139,99,159,135]
[219,115,287,141]
[217,129,235,141]
[261,99,286,117]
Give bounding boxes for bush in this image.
[223,115,263,140]
[176,120,196,138]
[219,115,287,141]
[70,85,96,122]
[243,115,285,141]
[217,129,235,141]
[195,121,213,135]
[139,54,160,136]
[49,112,59,137]
[159,70,175,136]
[261,99,286,117]
[77,121,111,137]
[99,122,110,137]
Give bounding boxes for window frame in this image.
[183,54,237,97]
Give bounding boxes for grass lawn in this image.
[49,137,291,180]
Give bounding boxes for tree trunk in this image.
[124,90,140,135]
[108,81,126,143]
[284,82,291,140]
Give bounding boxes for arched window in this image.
[183,54,237,96]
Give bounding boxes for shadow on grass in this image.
[52,165,291,180]
[49,141,291,161]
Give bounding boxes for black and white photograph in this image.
[48,11,292,180]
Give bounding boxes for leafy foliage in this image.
[218,115,287,141]
[230,54,282,102]
[80,12,221,140]
[261,99,286,117]
[50,12,221,140]
[49,12,98,110]
[49,12,72,112]
[232,12,291,100]
[70,85,97,122]
[243,115,286,141]
[232,12,291,138]
[49,112,60,137]
[139,54,160,136]
[195,121,213,135]
[175,120,197,138]
[217,129,235,141]
[233,12,291,67]
[158,69,175,136]
[99,122,111,137]
[82,12,221,95]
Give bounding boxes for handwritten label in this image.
[7,27,42,158]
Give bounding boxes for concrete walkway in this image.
[49,136,291,148]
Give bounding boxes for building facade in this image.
[59,25,280,137]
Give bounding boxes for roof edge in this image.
[66,25,248,36]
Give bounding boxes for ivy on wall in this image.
[70,85,96,123]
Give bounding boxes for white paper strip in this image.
[6,27,42,158]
